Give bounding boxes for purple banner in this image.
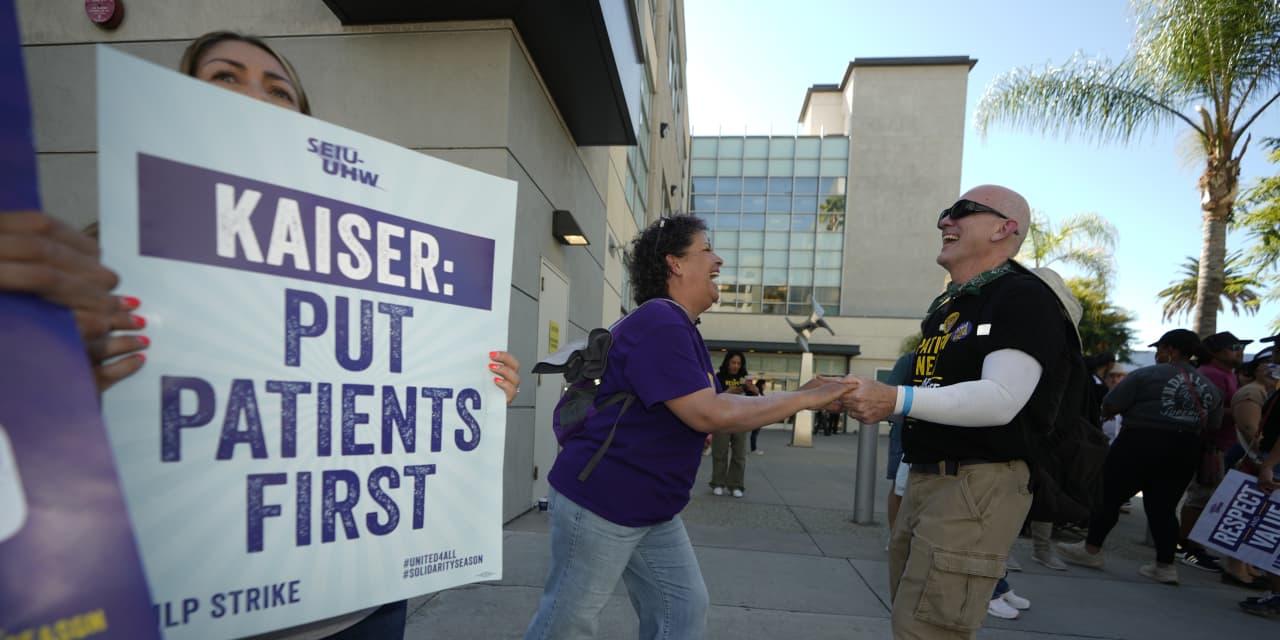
[137,153,497,310]
[0,1,158,637]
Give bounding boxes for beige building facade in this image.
[17,0,690,522]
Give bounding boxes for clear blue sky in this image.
[684,0,1280,354]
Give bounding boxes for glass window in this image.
[716,195,741,211]
[741,177,767,194]
[793,196,818,212]
[741,213,765,230]
[795,159,820,177]
[692,195,715,213]
[768,158,793,175]
[718,266,738,281]
[819,177,845,196]
[819,194,845,213]
[790,233,815,249]
[714,214,739,230]
[765,213,790,230]
[814,250,843,268]
[764,233,788,249]
[738,249,763,267]
[769,138,794,156]
[717,138,743,158]
[763,268,787,285]
[742,195,766,213]
[717,248,738,266]
[819,211,845,232]
[793,178,818,194]
[814,269,842,286]
[817,233,843,250]
[768,177,793,194]
[692,177,717,194]
[762,285,788,313]
[788,251,813,268]
[716,232,738,248]
[767,195,791,212]
[788,286,813,304]
[691,158,717,175]
[739,231,764,249]
[820,158,847,176]
[744,137,770,158]
[717,177,741,194]
[719,158,742,174]
[763,250,787,268]
[743,159,768,175]
[788,270,813,286]
[691,138,717,158]
[791,214,816,231]
[821,136,850,158]
[795,137,821,158]
[739,267,761,281]
[815,355,847,375]
[815,286,840,304]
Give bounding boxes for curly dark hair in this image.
[624,215,708,305]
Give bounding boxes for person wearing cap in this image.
[1056,329,1223,585]
[1176,331,1252,573]
[1100,362,1128,443]
[1236,336,1280,616]
[1220,347,1277,590]
[837,185,1081,639]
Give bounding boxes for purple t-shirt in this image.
[548,299,716,526]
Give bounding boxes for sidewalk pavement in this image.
[403,428,1275,639]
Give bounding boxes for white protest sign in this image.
[97,46,517,639]
[1190,469,1280,574]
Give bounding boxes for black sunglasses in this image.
[937,199,1010,228]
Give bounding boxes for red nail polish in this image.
[135,353,147,363]
[494,377,503,384]
[489,351,498,359]
[132,315,146,329]
[138,336,151,347]
[122,296,141,309]
[489,363,500,370]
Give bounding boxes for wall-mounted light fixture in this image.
[552,209,589,246]
[660,122,670,138]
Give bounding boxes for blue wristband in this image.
[901,386,914,416]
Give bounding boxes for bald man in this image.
[842,186,1077,639]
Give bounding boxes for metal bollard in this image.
[853,420,878,524]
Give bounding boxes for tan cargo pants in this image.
[888,460,1032,639]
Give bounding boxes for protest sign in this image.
[1190,468,1280,574]
[96,47,517,638]
[0,4,157,639]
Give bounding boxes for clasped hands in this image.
[801,375,899,424]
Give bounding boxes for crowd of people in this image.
[8,26,1280,640]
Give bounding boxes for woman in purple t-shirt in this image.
[524,215,854,640]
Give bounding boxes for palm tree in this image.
[1156,253,1262,321]
[1016,211,1117,286]
[1237,137,1280,331]
[975,0,1280,336]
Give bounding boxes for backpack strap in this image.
[576,391,636,481]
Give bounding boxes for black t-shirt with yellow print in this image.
[902,272,1069,464]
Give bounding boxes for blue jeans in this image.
[524,488,709,640]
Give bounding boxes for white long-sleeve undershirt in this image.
[893,349,1043,427]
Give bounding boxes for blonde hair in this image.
[178,31,311,115]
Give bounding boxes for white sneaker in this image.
[1001,590,1031,610]
[1139,561,1179,585]
[732,489,744,498]
[712,487,724,496]
[988,597,1020,619]
[1055,541,1104,569]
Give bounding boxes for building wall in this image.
[19,0,690,522]
[841,64,968,320]
[799,90,846,136]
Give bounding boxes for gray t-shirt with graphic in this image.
[1102,361,1222,434]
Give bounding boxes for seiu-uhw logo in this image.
[307,137,381,187]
